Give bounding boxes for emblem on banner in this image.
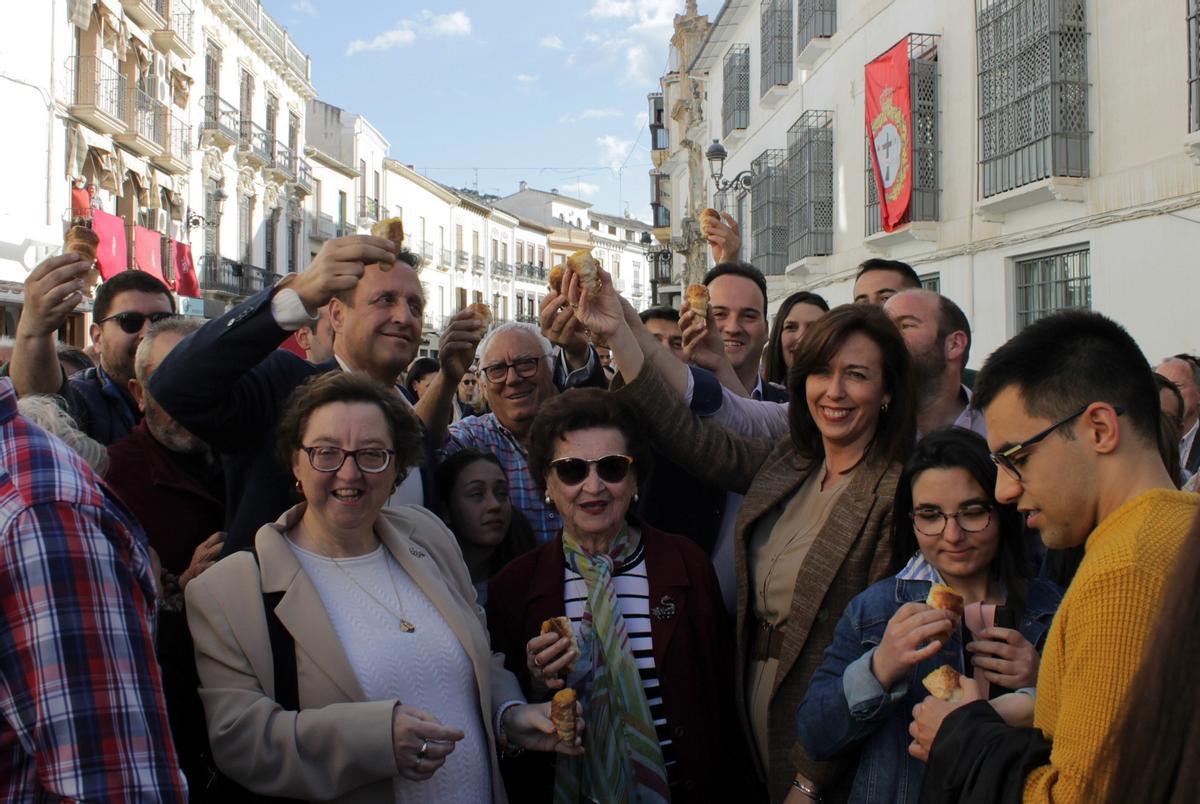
[871,88,910,204]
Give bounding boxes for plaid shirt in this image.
[442,413,561,544]
[0,379,186,802]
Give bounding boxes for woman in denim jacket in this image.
[796,428,1062,804]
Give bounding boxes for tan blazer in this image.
[618,365,900,803]
[185,503,524,803]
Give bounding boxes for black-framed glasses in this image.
[481,356,543,384]
[910,504,994,536]
[301,445,395,474]
[989,404,1125,481]
[97,311,176,334]
[549,454,634,486]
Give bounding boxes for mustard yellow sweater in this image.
[1024,489,1199,803]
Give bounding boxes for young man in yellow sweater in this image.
[907,310,1198,803]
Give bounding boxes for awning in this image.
[66,124,88,178]
[92,208,128,279]
[170,69,192,107]
[67,0,92,30]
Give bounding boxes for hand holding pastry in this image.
[871,602,956,689]
[525,626,579,693]
[703,210,741,264]
[17,253,95,338]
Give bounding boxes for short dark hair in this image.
[639,306,680,325]
[527,388,652,521]
[1153,373,1184,486]
[764,291,829,385]
[973,310,1161,445]
[434,450,537,577]
[276,372,424,482]
[404,357,440,397]
[788,304,916,471]
[93,270,175,322]
[57,345,94,376]
[855,258,921,287]
[703,261,767,315]
[935,294,972,367]
[889,427,1030,595]
[1169,353,1200,389]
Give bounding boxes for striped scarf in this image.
[554,527,670,804]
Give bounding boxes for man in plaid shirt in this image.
[0,378,186,801]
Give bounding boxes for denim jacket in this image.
[795,575,1062,804]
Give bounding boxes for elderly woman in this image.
[186,372,580,803]
[569,264,917,803]
[486,388,748,803]
[797,428,1061,804]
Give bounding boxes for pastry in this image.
[548,264,565,295]
[64,225,101,297]
[926,583,965,618]
[551,688,577,743]
[566,249,601,296]
[922,665,964,703]
[685,284,710,319]
[466,302,491,329]
[540,616,577,674]
[699,207,721,238]
[369,217,405,269]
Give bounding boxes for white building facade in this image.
[681,0,1200,365]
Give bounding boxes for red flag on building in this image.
[134,226,167,286]
[173,241,200,298]
[865,39,912,232]
[90,209,127,281]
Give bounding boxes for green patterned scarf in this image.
[553,527,670,804]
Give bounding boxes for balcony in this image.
[293,157,312,194]
[116,87,166,158]
[152,0,195,59]
[69,57,126,135]
[311,212,336,241]
[237,119,271,167]
[201,95,239,148]
[359,197,380,225]
[492,261,512,280]
[200,254,278,298]
[224,0,312,83]
[516,313,540,325]
[440,248,451,266]
[472,256,485,274]
[632,282,644,297]
[151,106,190,174]
[266,141,295,180]
[456,249,469,270]
[336,222,352,237]
[120,0,166,32]
[516,262,547,283]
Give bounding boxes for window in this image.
[977,0,1088,197]
[239,69,253,131]
[750,149,788,276]
[537,246,545,266]
[613,254,621,278]
[1014,246,1090,330]
[204,41,221,96]
[456,287,467,310]
[1192,0,1200,131]
[650,170,671,228]
[865,35,940,236]
[648,93,668,150]
[472,230,480,256]
[722,44,750,137]
[264,208,278,272]
[238,194,254,265]
[798,0,836,53]
[786,110,834,262]
[919,272,941,292]
[472,290,483,305]
[265,93,277,140]
[491,239,499,261]
[760,0,792,95]
[455,224,463,251]
[337,191,347,233]
[288,217,298,275]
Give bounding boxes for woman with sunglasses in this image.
[185,372,580,803]
[796,428,1062,804]
[486,388,752,803]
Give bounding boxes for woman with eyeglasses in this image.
[486,388,752,803]
[796,427,1062,804]
[185,372,581,803]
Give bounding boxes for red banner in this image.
[865,39,912,232]
[134,226,166,285]
[172,241,200,298]
[90,209,127,280]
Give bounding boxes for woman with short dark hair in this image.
[763,291,829,386]
[404,356,440,400]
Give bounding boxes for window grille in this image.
[786,110,834,262]
[648,93,668,149]
[797,0,836,53]
[750,149,788,276]
[238,194,253,265]
[264,208,277,272]
[761,0,792,96]
[1191,0,1200,131]
[977,0,1089,197]
[919,272,941,292]
[1014,246,1090,329]
[650,170,671,228]
[865,34,940,237]
[722,44,750,137]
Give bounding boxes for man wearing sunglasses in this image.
[8,261,175,444]
[908,310,1198,804]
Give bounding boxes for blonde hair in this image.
[17,395,110,475]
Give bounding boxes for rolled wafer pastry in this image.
[466,302,491,329]
[551,688,577,743]
[566,249,601,296]
[540,616,577,675]
[548,264,565,294]
[369,217,405,269]
[699,207,721,238]
[685,284,709,319]
[64,225,101,297]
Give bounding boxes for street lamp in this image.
[705,139,753,193]
[186,187,227,231]
[640,230,672,306]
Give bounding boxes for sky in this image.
[261,0,724,222]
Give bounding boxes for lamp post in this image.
[186,187,227,231]
[640,230,672,306]
[705,140,754,193]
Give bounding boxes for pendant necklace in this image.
[331,550,416,633]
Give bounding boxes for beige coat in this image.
[185,503,523,803]
[618,365,900,803]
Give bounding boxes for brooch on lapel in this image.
[409,546,426,559]
[651,595,676,621]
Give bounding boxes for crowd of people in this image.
[0,216,1196,804]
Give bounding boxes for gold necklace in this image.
[330,549,416,633]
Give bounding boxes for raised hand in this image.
[18,253,93,338]
[564,264,624,346]
[291,235,398,313]
[539,290,590,369]
[437,310,485,384]
[706,212,741,265]
[679,300,728,372]
[870,602,957,690]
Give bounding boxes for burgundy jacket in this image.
[486,524,760,803]
[104,420,224,575]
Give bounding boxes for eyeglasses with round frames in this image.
[989,404,1124,481]
[910,503,994,536]
[549,454,634,486]
[481,356,543,384]
[301,446,395,474]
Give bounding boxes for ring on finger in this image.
[418,739,429,758]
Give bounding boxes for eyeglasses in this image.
[989,403,1125,481]
[549,454,634,486]
[97,311,176,334]
[481,356,542,384]
[910,504,994,536]
[301,445,395,473]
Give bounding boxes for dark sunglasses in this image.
[97,311,176,334]
[549,454,634,486]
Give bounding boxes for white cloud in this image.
[424,10,471,36]
[565,53,578,67]
[346,23,416,55]
[589,0,636,19]
[516,73,539,83]
[633,111,649,130]
[560,108,622,124]
[571,181,601,197]
[624,44,648,83]
[597,134,633,171]
[540,34,564,49]
[290,0,317,16]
